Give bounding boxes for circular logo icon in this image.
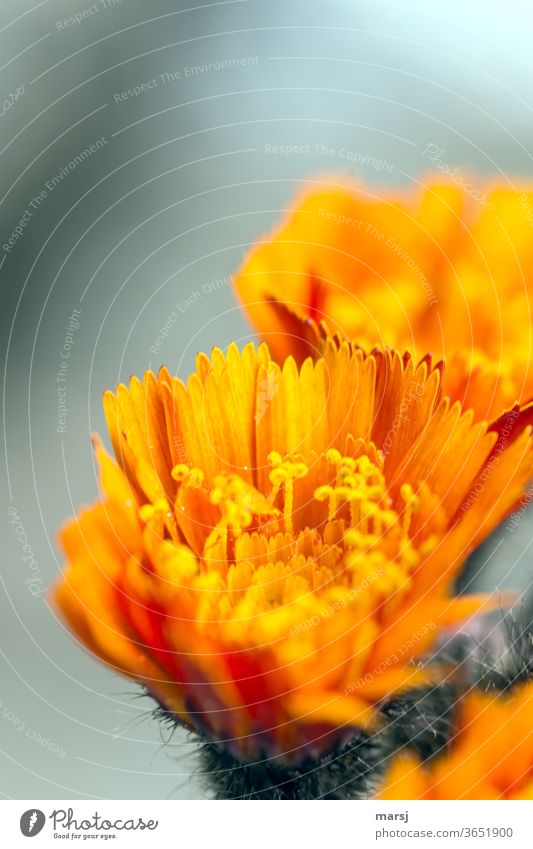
[20,810,46,837]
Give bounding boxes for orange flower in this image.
[234,182,533,420]
[52,342,533,764]
[378,682,533,799]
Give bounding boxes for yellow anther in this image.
[157,546,199,584]
[400,483,413,500]
[210,490,222,506]
[366,485,386,500]
[401,543,420,569]
[267,451,309,535]
[139,504,154,521]
[212,473,248,506]
[317,450,390,527]
[341,457,356,472]
[172,463,204,488]
[209,473,277,545]
[347,489,366,502]
[314,485,333,502]
[326,448,342,465]
[211,472,241,505]
[344,529,379,549]
[347,549,387,578]
[379,510,398,527]
[269,467,289,486]
[139,498,168,522]
[171,463,190,482]
[336,485,356,501]
[400,483,420,512]
[400,482,420,535]
[377,562,411,595]
[361,501,379,517]
[419,535,439,557]
[222,501,253,530]
[315,483,342,523]
[355,456,372,472]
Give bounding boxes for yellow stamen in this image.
[268,452,309,534]
[140,498,169,522]
[400,482,420,533]
[172,463,205,514]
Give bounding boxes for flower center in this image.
[164,447,430,625]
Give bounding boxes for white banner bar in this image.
[1,800,532,848]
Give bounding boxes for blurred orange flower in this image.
[52,342,533,764]
[234,182,533,420]
[378,682,533,799]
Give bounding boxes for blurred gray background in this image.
[1,0,533,799]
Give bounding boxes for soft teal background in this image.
[1,0,532,799]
